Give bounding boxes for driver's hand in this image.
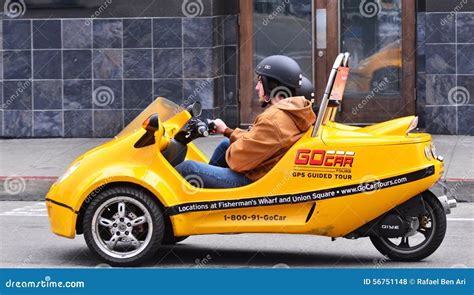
[213,118,227,135]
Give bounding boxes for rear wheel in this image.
[370,192,447,261]
[83,186,164,266]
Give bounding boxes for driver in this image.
[176,55,316,188]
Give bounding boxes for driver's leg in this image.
[209,138,230,168]
[176,160,250,188]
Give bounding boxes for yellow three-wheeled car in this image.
[46,53,456,266]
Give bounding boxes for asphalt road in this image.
[0,201,472,268]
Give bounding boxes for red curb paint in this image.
[0,176,57,181]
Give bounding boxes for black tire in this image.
[370,191,447,261]
[83,186,164,266]
[162,213,189,245]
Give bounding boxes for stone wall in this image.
[0,0,239,137]
[417,0,474,135]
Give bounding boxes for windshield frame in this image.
[116,97,184,138]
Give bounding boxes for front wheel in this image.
[370,192,447,261]
[83,186,164,266]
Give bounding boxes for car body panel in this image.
[46,106,442,239]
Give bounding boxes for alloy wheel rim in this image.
[91,196,153,259]
[380,201,436,254]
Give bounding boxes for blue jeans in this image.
[175,139,251,188]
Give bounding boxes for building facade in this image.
[416,0,474,135]
[0,0,473,138]
[0,0,239,137]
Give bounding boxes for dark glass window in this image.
[341,0,402,96]
[253,0,313,81]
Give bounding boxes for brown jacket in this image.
[225,96,316,181]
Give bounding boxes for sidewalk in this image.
[0,135,472,201]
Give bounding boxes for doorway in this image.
[239,0,415,125]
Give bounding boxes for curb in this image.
[0,176,56,201]
[1,176,473,202]
[431,179,474,202]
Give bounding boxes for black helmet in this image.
[255,55,303,88]
[255,55,303,107]
[295,76,314,101]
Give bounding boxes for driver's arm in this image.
[224,127,248,143]
[225,118,283,173]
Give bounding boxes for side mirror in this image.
[187,101,202,117]
[142,113,160,132]
[135,113,160,148]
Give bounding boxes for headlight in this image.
[430,142,438,159]
[56,161,80,183]
[424,145,432,161]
